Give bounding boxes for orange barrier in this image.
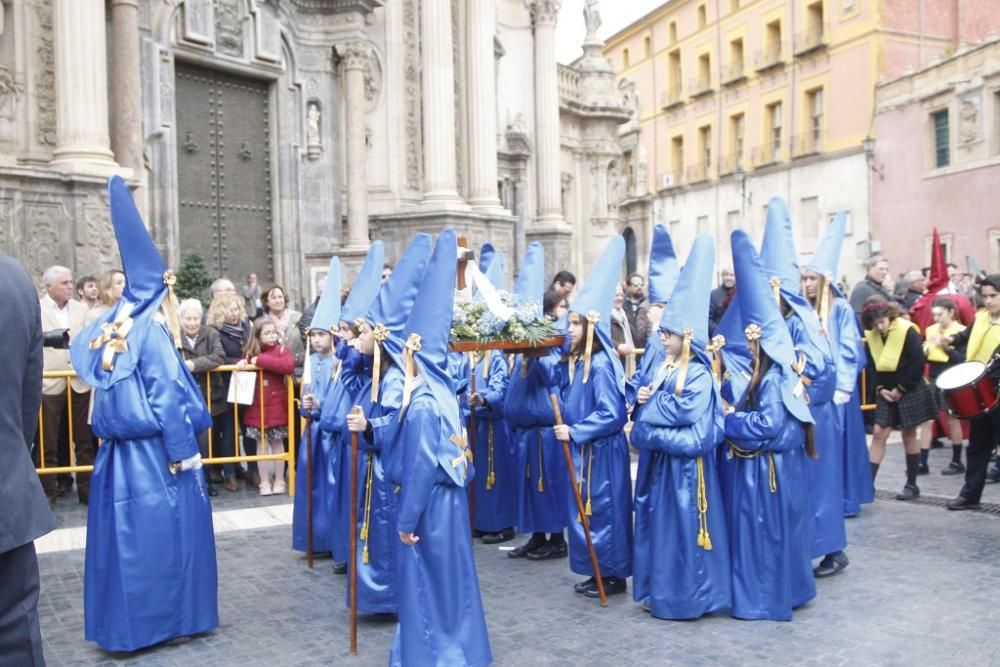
[36,365,299,496]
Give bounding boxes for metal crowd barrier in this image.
[36,365,299,495]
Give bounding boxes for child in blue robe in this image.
[630,235,731,620]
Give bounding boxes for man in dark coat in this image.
[0,253,56,666]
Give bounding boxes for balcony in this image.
[792,129,824,157]
[718,152,745,175]
[659,85,684,109]
[794,23,828,55]
[657,170,684,190]
[686,162,710,183]
[751,141,783,167]
[722,60,747,85]
[688,73,713,98]
[754,42,785,72]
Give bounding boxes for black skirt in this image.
[874,379,943,430]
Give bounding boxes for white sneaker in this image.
[259,481,273,496]
[272,480,287,495]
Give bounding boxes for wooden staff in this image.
[467,356,477,532]
[305,409,314,570]
[349,405,362,655]
[549,394,607,606]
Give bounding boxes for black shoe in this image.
[813,551,849,578]
[941,461,965,475]
[895,484,920,501]
[481,528,515,544]
[332,561,348,574]
[583,576,627,598]
[574,577,595,594]
[472,529,486,538]
[986,467,1000,484]
[525,542,568,560]
[946,496,981,511]
[640,600,651,613]
[207,484,219,497]
[508,537,545,558]
[917,463,930,475]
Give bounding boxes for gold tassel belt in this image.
[728,442,778,493]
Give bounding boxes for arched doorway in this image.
[622,226,638,277]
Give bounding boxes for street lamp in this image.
[862,137,884,180]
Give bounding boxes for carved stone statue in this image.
[307,102,321,146]
[960,99,978,144]
[584,0,601,41]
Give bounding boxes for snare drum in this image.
[935,361,1000,420]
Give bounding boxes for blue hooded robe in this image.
[293,351,337,554]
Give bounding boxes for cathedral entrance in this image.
[175,63,274,284]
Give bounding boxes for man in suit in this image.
[38,265,94,503]
[0,254,56,666]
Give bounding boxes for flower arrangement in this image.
[450,290,557,345]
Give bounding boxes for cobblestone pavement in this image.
[36,442,1000,667]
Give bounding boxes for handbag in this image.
[227,370,257,405]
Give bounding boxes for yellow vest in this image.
[924,321,965,363]
[865,319,917,372]
[966,310,1000,363]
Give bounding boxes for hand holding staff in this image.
[302,396,315,571]
[348,405,362,654]
[549,394,608,607]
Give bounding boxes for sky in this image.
[555,0,668,64]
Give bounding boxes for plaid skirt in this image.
[874,380,943,430]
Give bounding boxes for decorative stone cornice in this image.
[290,0,383,14]
[527,0,560,27]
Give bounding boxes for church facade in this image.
[0,0,637,304]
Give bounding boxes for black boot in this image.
[897,454,920,501]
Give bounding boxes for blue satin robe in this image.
[462,351,517,533]
[388,385,493,667]
[293,352,336,554]
[83,319,218,651]
[345,359,403,614]
[625,330,665,407]
[542,351,632,579]
[828,298,873,516]
[723,367,815,621]
[787,313,847,559]
[318,345,365,563]
[504,351,568,535]
[630,361,731,620]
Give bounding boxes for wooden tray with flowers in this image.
[449,335,565,354]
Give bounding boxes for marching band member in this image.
[923,298,967,475]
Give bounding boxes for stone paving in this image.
[35,442,1000,667]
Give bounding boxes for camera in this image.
[43,328,70,350]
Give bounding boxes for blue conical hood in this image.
[647,224,680,305]
[479,242,496,273]
[514,242,545,305]
[660,234,714,361]
[731,229,812,423]
[365,235,431,337]
[483,249,505,290]
[308,256,342,331]
[108,176,166,307]
[760,196,801,292]
[804,210,846,280]
[340,241,384,323]
[570,236,626,389]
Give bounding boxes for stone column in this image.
[50,0,118,174]
[420,0,463,206]
[467,0,502,211]
[109,0,143,176]
[530,0,568,228]
[342,42,371,252]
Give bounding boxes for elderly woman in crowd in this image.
[258,284,305,372]
[209,292,258,490]
[85,269,126,326]
[179,298,227,496]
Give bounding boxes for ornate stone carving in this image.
[528,0,560,26]
[960,98,979,144]
[403,0,422,191]
[306,100,322,160]
[0,67,24,139]
[79,193,118,274]
[0,198,11,255]
[341,41,370,71]
[215,0,244,57]
[364,50,382,110]
[33,0,57,146]
[24,203,62,278]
